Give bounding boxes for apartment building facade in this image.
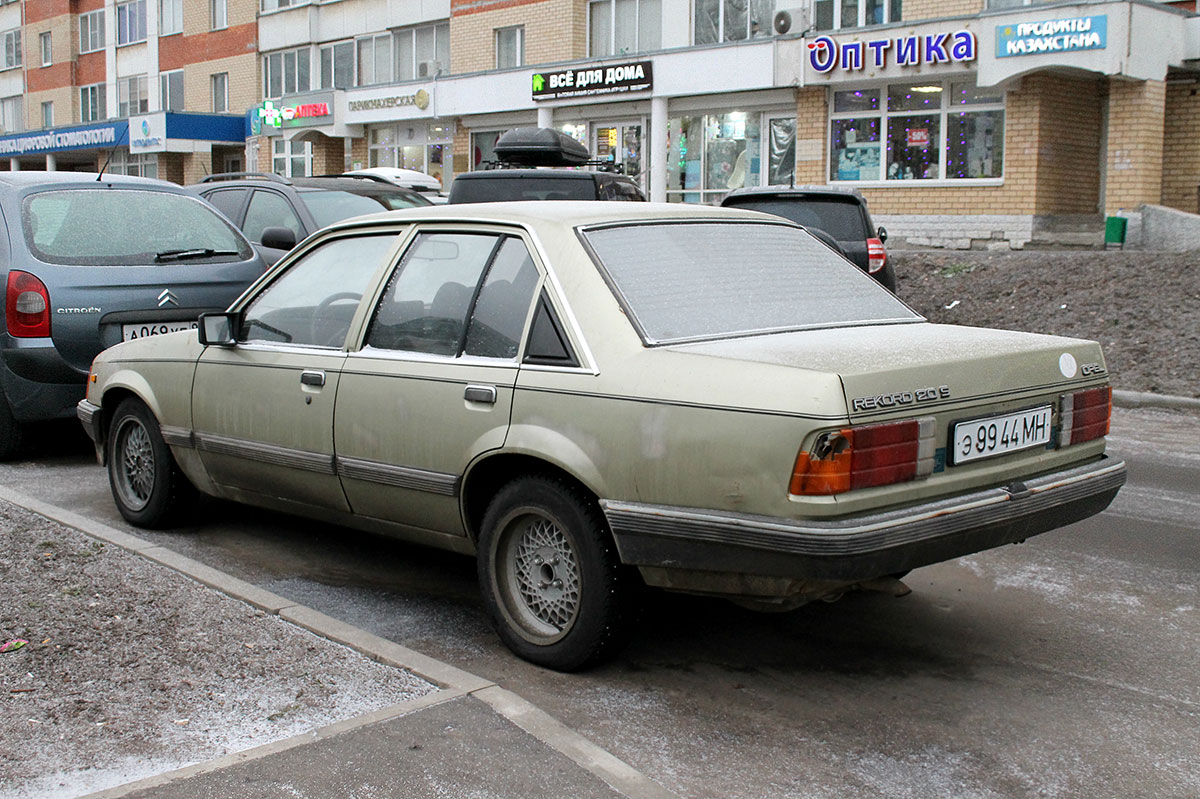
[0,0,258,182]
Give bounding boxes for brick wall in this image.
[1104,78,1165,215]
[794,87,826,185]
[450,0,586,74]
[1030,73,1103,215]
[24,87,74,130]
[1162,80,1200,214]
[900,0,983,22]
[183,53,259,115]
[309,134,346,175]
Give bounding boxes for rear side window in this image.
[24,189,252,265]
[723,197,867,241]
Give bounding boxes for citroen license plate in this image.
[122,321,198,342]
[952,406,1052,465]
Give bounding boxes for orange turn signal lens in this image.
[791,418,935,496]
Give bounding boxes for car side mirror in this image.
[198,312,237,346]
[876,226,888,244]
[260,226,297,251]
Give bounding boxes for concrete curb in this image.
[0,485,679,799]
[1112,389,1200,412]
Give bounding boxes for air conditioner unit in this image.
[417,60,439,78]
[773,6,810,35]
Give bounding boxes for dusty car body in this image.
[78,202,1125,670]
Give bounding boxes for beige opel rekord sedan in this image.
[78,202,1126,670]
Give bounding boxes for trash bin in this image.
[1104,215,1127,249]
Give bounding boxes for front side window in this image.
[366,233,538,360]
[24,189,249,266]
[160,70,184,112]
[830,82,1004,183]
[495,26,524,69]
[590,0,661,56]
[240,234,398,348]
[694,0,772,44]
[117,0,148,45]
[160,0,182,35]
[79,11,105,53]
[242,190,303,244]
[813,0,902,30]
[2,29,21,69]
[81,84,106,122]
[584,222,918,344]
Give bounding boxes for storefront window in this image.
[273,139,311,177]
[830,80,1004,183]
[369,122,453,184]
[667,111,784,202]
[472,130,503,169]
[108,151,157,179]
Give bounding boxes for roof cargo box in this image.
[494,127,590,167]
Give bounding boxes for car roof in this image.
[0,170,180,189]
[723,184,868,203]
[324,200,784,232]
[453,169,598,182]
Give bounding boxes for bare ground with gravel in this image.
[0,501,437,799]
[892,248,1200,398]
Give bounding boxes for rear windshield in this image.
[302,189,425,228]
[582,221,919,344]
[722,196,867,241]
[25,188,251,266]
[451,175,595,203]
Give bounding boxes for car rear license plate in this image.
[952,405,1052,465]
[122,321,198,342]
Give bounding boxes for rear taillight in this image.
[6,270,51,338]
[790,417,935,496]
[1058,386,1111,447]
[866,237,887,274]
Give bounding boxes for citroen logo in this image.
[157,289,179,308]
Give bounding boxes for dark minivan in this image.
[721,185,895,291]
[1,171,267,458]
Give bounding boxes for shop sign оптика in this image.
[807,31,976,74]
[996,16,1107,58]
[532,61,653,100]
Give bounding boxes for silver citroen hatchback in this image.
[0,171,266,459]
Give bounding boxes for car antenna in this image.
[96,124,130,181]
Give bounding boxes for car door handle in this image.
[464,384,497,404]
[300,370,326,387]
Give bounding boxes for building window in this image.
[160,0,182,35]
[160,70,184,111]
[264,48,310,98]
[81,83,106,122]
[41,101,53,128]
[356,33,393,86]
[394,22,449,81]
[319,41,353,89]
[212,72,228,112]
[589,0,661,56]
[694,0,772,44]
[985,0,1049,7]
[261,0,296,10]
[273,139,312,177]
[108,150,158,178]
[39,32,51,66]
[211,0,227,30]
[2,30,21,69]
[812,0,902,30]
[0,95,23,134]
[117,0,148,46]
[80,10,105,54]
[118,75,149,117]
[829,82,1004,182]
[495,26,524,69]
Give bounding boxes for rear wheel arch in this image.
[461,453,603,545]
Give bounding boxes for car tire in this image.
[0,390,23,461]
[477,475,637,671]
[107,398,194,528]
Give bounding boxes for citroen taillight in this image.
[866,237,887,274]
[790,417,936,496]
[1058,386,1111,447]
[6,271,51,338]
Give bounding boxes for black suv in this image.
[448,127,646,203]
[721,185,895,291]
[0,171,266,458]
[192,173,433,264]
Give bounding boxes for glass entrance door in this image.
[592,121,643,183]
